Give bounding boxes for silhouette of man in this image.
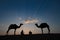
[21,30,24,35]
[29,31,32,35]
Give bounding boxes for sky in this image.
[0,0,60,35]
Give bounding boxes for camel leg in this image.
[14,29,16,35]
[41,28,43,34]
[47,27,50,33]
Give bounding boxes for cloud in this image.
[24,19,39,24]
[17,17,22,20]
[16,17,40,24]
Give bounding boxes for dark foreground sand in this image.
[0,33,60,40]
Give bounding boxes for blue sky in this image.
[0,0,60,35]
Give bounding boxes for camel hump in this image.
[11,24,17,25]
[10,24,17,26]
[40,23,49,27]
[9,24,18,28]
[41,23,47,25]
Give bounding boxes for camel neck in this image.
[36,24,39,27]
[19,25,22,28]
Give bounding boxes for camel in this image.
[6,23,23,35]
[35,23,50,34]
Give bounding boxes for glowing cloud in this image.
[24,19,39,24]
[17,17,40,24]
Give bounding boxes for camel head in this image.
[35,23,38,25]
[19,23,23,27]
[20,23,23,26]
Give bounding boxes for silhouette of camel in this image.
[6,23,23,35]
[35,23,50,34]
